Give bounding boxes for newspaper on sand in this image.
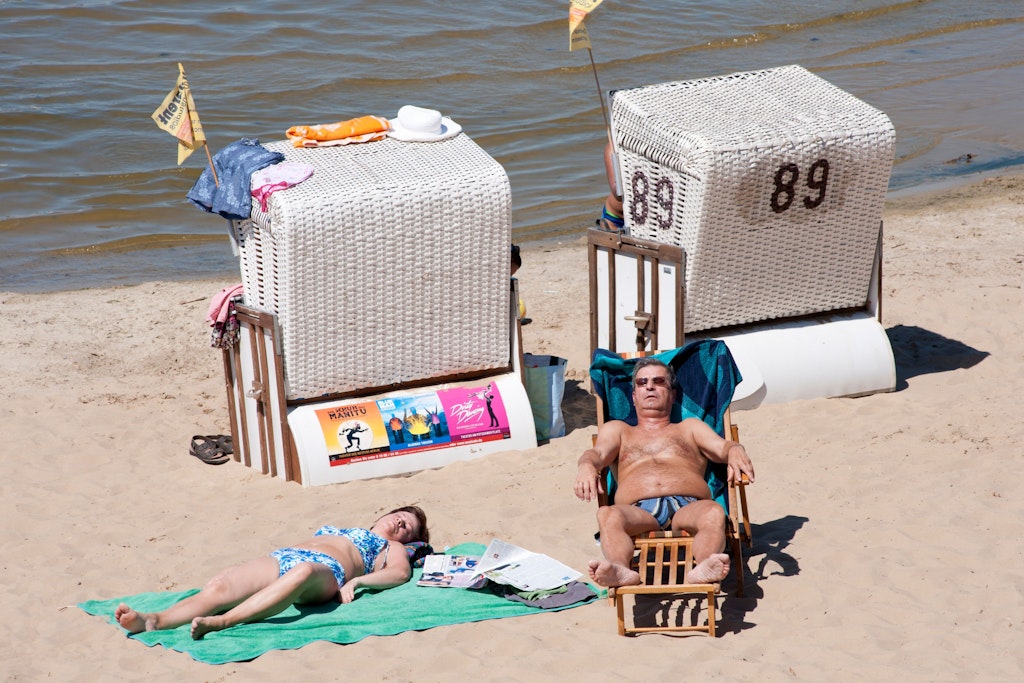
[417,539,581,591]
[474,538,581,591]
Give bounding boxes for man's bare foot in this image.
[115,603,157,634]
[587,559,642,588]
[685,553,730,584]
[190,616,222,640]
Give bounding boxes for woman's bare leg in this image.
[115,556,280,633]
[191,562,339,639]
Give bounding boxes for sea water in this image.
[1,0,1021,292]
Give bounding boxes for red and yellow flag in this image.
[151,63,207,164]
[569,0,604,51]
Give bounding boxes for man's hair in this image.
[387,505,430,544]
[630,357,679,394]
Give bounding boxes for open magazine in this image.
[417,539,581,592]
[417,553,488,588]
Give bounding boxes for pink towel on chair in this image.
[206,284,244,326]
[250,162,314,211]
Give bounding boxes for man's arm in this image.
[574,421,623,502]
[690,419,755,484]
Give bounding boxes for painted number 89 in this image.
[770,159,830,214]
[630,170,675,229]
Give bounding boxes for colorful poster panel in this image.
[437,381,511,444]
[318,381,511,467]
[314,401,391,466]
[376,395,451,453]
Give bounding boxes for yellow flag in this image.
[151,63,207,164]
[570,20,591,51]
[569,0,604,36]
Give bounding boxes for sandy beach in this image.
[2,172,1022,681]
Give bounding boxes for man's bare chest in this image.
[619,428,701,468]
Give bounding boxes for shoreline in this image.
[4,165,1023,297]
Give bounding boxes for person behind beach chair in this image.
[574,346,755,589]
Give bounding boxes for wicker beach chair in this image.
[589,340,752,636]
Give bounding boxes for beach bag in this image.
[523,354,567,441]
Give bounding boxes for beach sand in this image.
[2,173,1022,681]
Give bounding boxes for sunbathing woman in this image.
[114,505,429,640]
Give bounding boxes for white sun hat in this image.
[388,105,463,142]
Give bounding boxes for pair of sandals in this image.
[189,434,233,465]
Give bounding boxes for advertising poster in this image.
[317,381,511,467]
[315,401,391,466]
[376,394,451,453]
[437,381,511,444]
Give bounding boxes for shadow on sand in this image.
[887,324,988,391]
[712,514,808,635]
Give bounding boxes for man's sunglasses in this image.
[634,376,670,388]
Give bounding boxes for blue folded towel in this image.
[186,138,284,220]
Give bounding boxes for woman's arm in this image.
[338,543,413,603]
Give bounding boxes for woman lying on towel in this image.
[115,505,430,640]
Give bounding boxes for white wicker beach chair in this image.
[609,64,895,333]
[232,135,513,400]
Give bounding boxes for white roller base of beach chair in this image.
[286,373,536,486]
[690,313,895,410]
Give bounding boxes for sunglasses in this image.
[634,375,670,388]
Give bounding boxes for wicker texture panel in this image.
[611,65,894,332]
[234,135,511,399]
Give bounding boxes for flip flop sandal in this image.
[204,434,233,456]
[190,435,231,465]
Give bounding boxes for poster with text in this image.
[315,401,391,466]
[437,382,511,444]
[376,394,451,453]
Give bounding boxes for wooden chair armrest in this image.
[727,472,753,549]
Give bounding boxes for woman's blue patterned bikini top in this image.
[315,526,389,573]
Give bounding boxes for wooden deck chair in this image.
[589,339,752,636]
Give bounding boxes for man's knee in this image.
[596,504,629,531]
[675,501,725,534]
[695,503,726,531]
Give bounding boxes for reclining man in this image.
[573,357,755,588]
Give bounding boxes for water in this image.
[1,0,1021,292]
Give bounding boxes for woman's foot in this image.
[114,603,158,634]
[190,616,224,640]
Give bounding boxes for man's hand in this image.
[574,461,604,502]
[724,442,755,484]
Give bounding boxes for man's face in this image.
[632,365,674,411]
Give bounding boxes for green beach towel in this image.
[78,543,599,665]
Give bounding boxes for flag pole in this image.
[180,66,219,187]
[203,140,219,187]
[586,47,613,147]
